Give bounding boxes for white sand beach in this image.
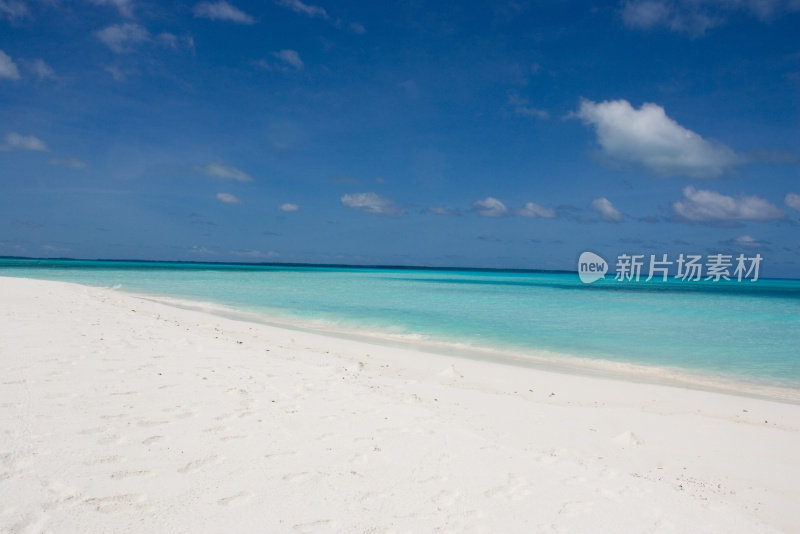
[1,276,799,533]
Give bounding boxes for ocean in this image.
[2,257,799,395]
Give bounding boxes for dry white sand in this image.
[1,276,799,533]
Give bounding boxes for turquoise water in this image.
[2,258,799,390]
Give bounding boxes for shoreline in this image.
[2,276,800,532]
[1,264,798,403]
[129,286,800,405]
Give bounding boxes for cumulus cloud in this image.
[0,49,20,80]
[216,192,241,204]
[278,203,299,212]
[276,0,328,18]
[785,193,800,211]
[473,197,508,218]
[0,0,28,22]
[590,197,623,222]
[575,99,738,178]
[48,157,87,169]
[1,132,47,151]
[672,186,784,221]
[198,162,253,182]
[193,1,255,24]
[88,0,135,18]
[518,201,556,218]
[96,23,150,53]
[28,59,55,80]
[273,49,303,70]
[341,192,402,215]
[621,0,800,35]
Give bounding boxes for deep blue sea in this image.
[2,258,799,394]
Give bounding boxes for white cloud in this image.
[198,162,253,182]
[48,157,87,169]
[216,192,242,204]
[428,206,456,216]
[193,1,255,24]
[621,0,800,36]
[88,0,135,18]
[28,59,55,80]
[96,23,150,54]
[0,49,20,80]
[278,203,299,212]
[1,132,47,151]
[96,23,192,56]
[276,0,328,19]
[785,192,800,211]
[341,192,402,215]
[473,197,508,218]
[622,1,673,29]
[731,235,767,248]
[273,49,303,70]
[590,197,623,222]
[229,249,280,259]
[575,99,738,178]
[518,201,556,218]
[156,32,178,49]
[0,0,28,21]
[509,94,549,119]
[672,186,784,221]
[189,245,215,255]
[104,65,130,81]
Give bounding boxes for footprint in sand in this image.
[8,512,49,534]
[484,473,532,501]
[217,491,254,506]
[96,434,126,446]
[220,435,248,441]
[264,451,296,460]
[78,426,108,436]
[110,470,153,480]
[178,455,222,474]
[141,436,164,446]
[42,484,82,512]
[282,472,313,482]
[83,493,146,514]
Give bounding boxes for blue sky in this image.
[1,0,799,275]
